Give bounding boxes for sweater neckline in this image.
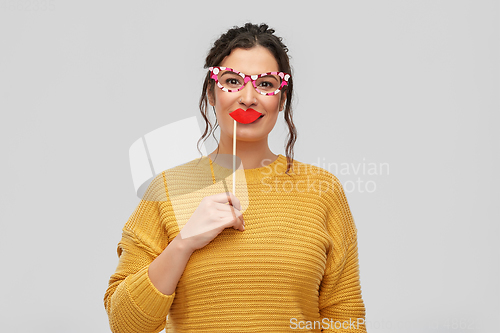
[208,154,288,184]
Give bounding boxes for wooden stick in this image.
[233,119,236,196]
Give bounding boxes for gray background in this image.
[1,1,498,332]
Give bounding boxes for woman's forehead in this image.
[219,46,279,74]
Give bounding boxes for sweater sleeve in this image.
[319,176,367,332]
[104,175,175,333]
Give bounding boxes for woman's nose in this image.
[239,80,258,105]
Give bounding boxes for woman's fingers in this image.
[210,192,242,211]
[216,203,244,226]
[220,214,245,231]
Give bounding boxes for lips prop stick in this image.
[228,108,263,195]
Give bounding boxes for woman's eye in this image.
[223,78,241,88]
[259,81,274,88]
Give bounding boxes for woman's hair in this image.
[197,22,297,175]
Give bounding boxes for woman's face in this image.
[208,45,286,144]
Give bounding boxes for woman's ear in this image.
[207,88,215,106]
[279,91,287,111]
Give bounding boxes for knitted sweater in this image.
[104,154,367,332]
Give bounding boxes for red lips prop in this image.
[229,108,263,124]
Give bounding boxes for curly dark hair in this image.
[197,22,297,175]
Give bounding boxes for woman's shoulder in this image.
[287,156,342,183]
[283,156,347,202]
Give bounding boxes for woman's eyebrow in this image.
[220,71,239,77]
[219,70,279,80]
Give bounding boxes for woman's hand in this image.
[178,192,245,252]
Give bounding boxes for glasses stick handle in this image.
[233,120,236,196]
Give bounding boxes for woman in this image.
[104,23,367,332]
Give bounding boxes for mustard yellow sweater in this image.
[104,154,367,332]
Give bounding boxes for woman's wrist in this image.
[148,233,195,295]
[172,234,196,256]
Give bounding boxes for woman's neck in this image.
[209,139,278,170]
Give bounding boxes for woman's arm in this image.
[104,171,181,333]
[104,173,245,333]
[148,234,194,295]
[318,174,367,332]
[149,190,246,295]
[104,198,176,333]
[319,235,367,332]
